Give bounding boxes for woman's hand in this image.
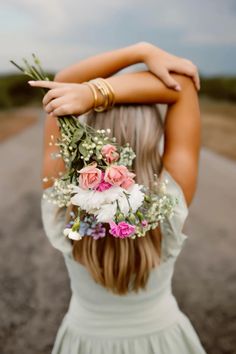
[28,81,95,116]
[141,42,200,91]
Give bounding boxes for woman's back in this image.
[38,43,203,352]
[41,167,206,353]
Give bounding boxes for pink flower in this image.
[104,165,129,187]
[78,163,102,189]
[101,144,119,164]
[120,172,135,190]
[109,221,136,238]
[95,172,112,192]
[109,221,119,237]
[141,220,148,227]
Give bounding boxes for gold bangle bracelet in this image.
[99,78,115,108]
[92,79,115,111]
[99,80,111,110]
[86,78,115,112]
[91,79,109,112]
[83,82,98,109]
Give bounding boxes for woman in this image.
[30,42,205,353]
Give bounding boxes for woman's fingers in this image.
[42,88,66,106]
[28,80,77,114]
[28,80,64,89]
[171,60,200,90]
[44,96,78,116]
[182,64,200,90]
[157,70,182,91]
[53,104,73,117]
[44,96,67,114]
[192,71,201,91]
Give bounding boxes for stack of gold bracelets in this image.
[83,78,115,112]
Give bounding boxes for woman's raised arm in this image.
[54,42,200,91]
[54,42,145,83]
[31,69,200,206]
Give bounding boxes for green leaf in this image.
[71,129,84,146]
[71,149,78,161]
[79,142,88,156]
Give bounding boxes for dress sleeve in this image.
[159,167,189,261]
[41,191,73,255]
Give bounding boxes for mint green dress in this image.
[41,167,207,354]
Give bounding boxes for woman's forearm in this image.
[106,71,181,105]
[31,71,188,116]
[54,42,147,83]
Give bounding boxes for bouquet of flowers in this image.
[11,55,178,241]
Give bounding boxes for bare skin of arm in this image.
[107,72,201,207]
[54,41,200,91]
[35,70,200,207]
[54,42,146,83]
[39,42,200,204]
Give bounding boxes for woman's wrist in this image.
[128,41,157,64]
[82,80,114,112]
[81,83,105,111]
[136,41,156,62]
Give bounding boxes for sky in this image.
[1,0,236,76]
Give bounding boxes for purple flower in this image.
[91,223,106,240]
[109,221,136,239]
[79,221,90,236]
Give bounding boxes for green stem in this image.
[31,65,45,80]
[10,60,25,73]
[32,53,48,79]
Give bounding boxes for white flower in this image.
[95,203,117,222]
[71,185,124,212]
[126,184,145,212]
[117,193,130,216]
[69,183,145,223]
[63,228,82,240]
[63,228,71,236]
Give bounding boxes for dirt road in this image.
[0,118,235,354]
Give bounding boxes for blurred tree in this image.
[0,73,54,109]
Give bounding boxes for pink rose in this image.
[104,165,129,186]
[95,172,112,192]
[109,221,136,238]
[101,144,119,164]
[120,172,135,190]
[78,163,102,189]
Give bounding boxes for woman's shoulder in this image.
[41,188,73,255]
[160,166,188,211]
[159,166,189,261]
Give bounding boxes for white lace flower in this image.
[117,193,130,216]
[126,184,145,212]
[95,203,117,223]
[71,185,124,212]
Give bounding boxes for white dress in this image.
[41,167,207,354]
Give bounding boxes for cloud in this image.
[1,0,236,74]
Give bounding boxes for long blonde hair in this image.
[72,104,164,295]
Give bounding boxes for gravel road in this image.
[0,117,235,354]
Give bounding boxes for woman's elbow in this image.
[175,74,198,95]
